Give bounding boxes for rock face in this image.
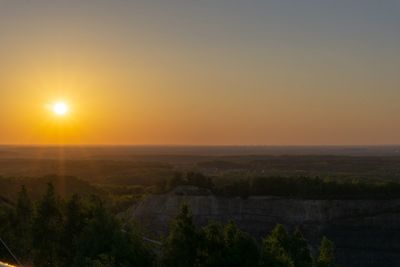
[130,186,400,267]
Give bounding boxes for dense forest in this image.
[3,155,400,186]
[0,184,337,267]
[1,173,400,220]
[158,172,400,199]
[0,159,398,266]
[0,184,152,266]
[1,172,400,208]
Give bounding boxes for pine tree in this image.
[260,224,294,267]
[223,221,259,267]
[289,228,312,267]
[316,237,336,267]
[201,222,226,267]
[60,194,85,266]
[73,198,153,267]
[161,203,202,267]
[32,183,63,266]
[0,201,16,262]
[14,185,33,259]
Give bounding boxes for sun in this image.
[53,102,69,116]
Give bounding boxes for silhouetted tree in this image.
[200,221,259,267]
[13,185,33,259]
[289,227,312,267]
[73,198,153,267]
[316,237,337,267]
[260,224,294,267]
[161,204,202,267]
[0,201,16,262]
[32,183,63,266]
[222,221,259,267]
[60,194,86,266]
[201,222,226,267]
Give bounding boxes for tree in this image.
[14,185,33,259]
[73,198,153,267]
[260,224,294,267]
[201,222,226,267]
[222,221,259,267]
[32,183,63,266]
[167,172,186,190]
[60,194,86,266]
[0,204,15,262]
[289,228,312,267]
[316,237,336,267]
[186,172,213,189]
[85,254,116,267]
[161,203,202,267]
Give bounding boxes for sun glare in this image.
[53,102,69,116]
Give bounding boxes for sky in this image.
[0,0,399,145]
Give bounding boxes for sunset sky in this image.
[1,0,399,145]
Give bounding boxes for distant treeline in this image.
[159,172,400,199]
[197,156,400,173]
[0,176,145,214]
[0,185,337,267]
[0,175,99,201]
[2,173,400,205]
[0,159,174,185]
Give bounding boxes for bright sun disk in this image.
[53,102,69,116]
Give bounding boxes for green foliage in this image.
[161,204,202,267]
[0,175,99,202]
[159,205,336,267]
[0,203,16,263]
[221,221,259,267]
[260,225,313,267]
[0,183,154,267]
[289,228,312,267]
[166,172,186,191]
[157,170,400,199]
[186,172,213,189]
[14,185,33,259]
[0,183,338,267]
[60,194,86,266]
[161,207,259,267]
[84,254,117,267]
[200,221,259,267]
[201,222,226,266]
[317,237,337,267]
[216,178,251,198]
[74,199,153,267]
[205,175,400,199]
[261,224,294,267]
[164,172,214,192]
[32,183,63,266]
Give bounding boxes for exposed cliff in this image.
[128,186,400,267]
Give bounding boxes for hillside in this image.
[128,186,400,267]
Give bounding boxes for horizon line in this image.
[0,144,399,147]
